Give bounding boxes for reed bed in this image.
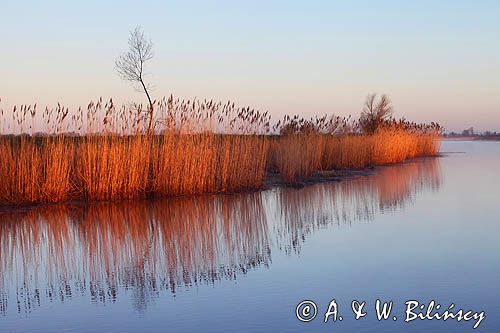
[0,98,270,205]
[0,97,440,206]
[271,116,441,183]
[151,134,268,196]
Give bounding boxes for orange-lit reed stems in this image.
[270,131,440,183]
[0,97,440,205]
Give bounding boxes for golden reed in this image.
[270,116,441,183]
[0,97,440,206]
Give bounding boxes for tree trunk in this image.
[140,79,154,133]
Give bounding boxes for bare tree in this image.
[116,26,155,131]
[359,93,393,134]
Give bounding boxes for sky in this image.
[1,0,499,132]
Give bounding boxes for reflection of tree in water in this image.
[0,158,441,316]
[273,158,442,254]
[0,193,270,315]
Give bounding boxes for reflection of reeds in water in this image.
[274,157,442,254]
[0,193,269,314]
[0,157,442,315]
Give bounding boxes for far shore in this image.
[442,136,500,141]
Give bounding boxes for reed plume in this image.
[0,96,441,206]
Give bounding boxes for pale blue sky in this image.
[1,0,499,131]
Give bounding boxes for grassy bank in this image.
[0,97,440,206]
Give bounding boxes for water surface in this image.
[1,141,499,332]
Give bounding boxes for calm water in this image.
[0,141,499,332]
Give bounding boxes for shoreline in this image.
[442,137,500,142]
[0,154,442,214]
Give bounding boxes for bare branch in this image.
[359,93,393,134]
[116,26,155,132]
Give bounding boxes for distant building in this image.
[462,127,474,136]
